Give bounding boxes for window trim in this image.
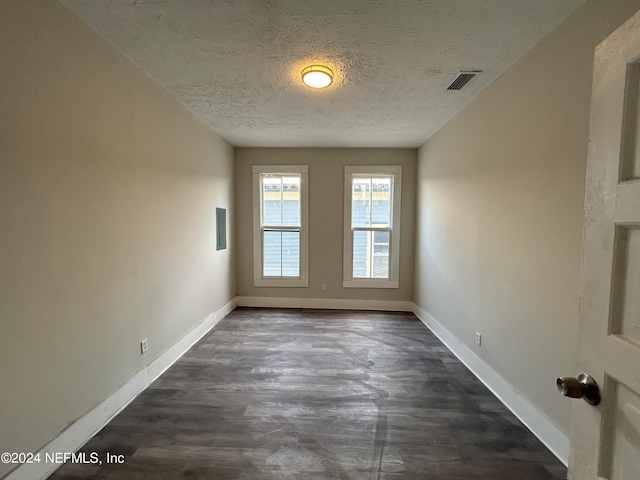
[343,165,401,289]
[252,165,309,287]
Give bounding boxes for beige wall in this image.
[415,0,640,437]
[0,1,235,476]
[235,148,416,302]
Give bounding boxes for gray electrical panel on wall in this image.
[216,208,226,250]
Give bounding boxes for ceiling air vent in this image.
[447,71,480,91]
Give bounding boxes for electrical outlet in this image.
[321,283,327,291]
[140,338,149,354]
[475,332,482,346]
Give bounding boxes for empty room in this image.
[3,1,640,479]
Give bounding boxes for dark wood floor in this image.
[50,308,567,479]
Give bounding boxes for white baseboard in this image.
[412,303,569,466]
[5,298,237,480]
[236,296,414,311]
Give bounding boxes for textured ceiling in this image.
[59,0,584,148]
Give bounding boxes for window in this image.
[343,165,401,288]
[252,165,308,287]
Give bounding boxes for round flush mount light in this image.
[301,65,333,89]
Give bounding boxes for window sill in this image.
[254,277,309,287]
[343,279,399,289]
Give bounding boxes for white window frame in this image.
[343,165,401,289]
[252,165,309,287]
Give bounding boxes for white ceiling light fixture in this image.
[301,65,333,89]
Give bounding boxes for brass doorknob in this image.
[556,373,601,405]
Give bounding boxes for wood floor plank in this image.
[49,308,566,479]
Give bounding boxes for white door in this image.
[565,8,640,480]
